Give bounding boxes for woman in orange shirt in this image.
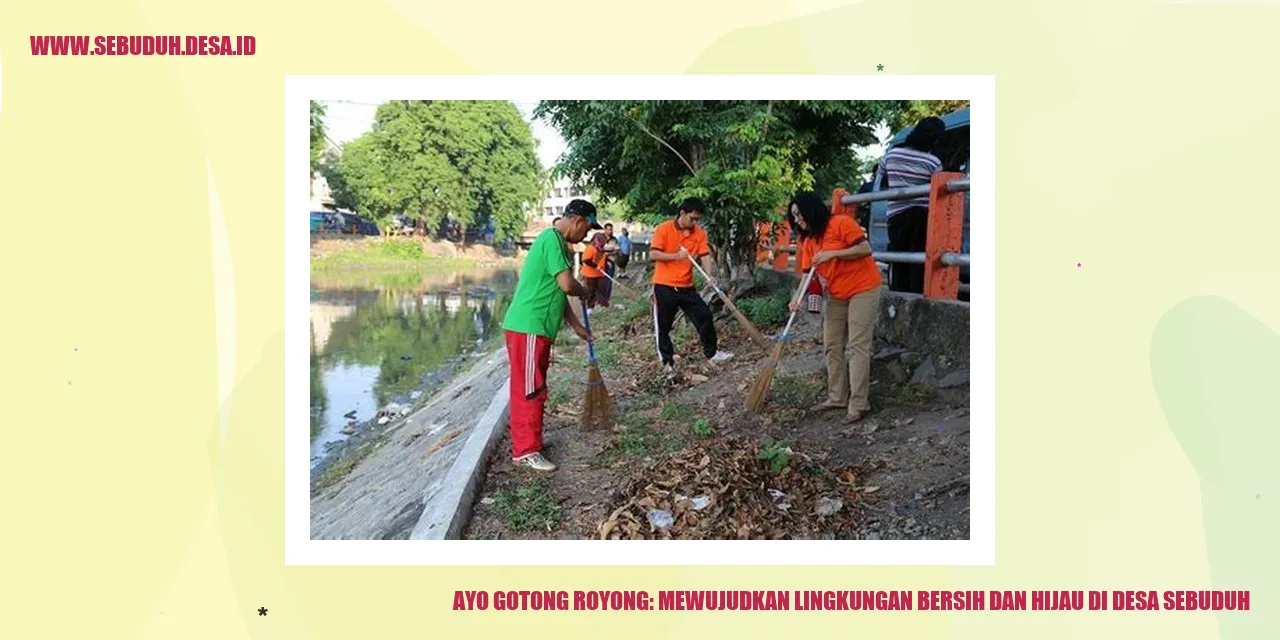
[580,231,609,311]
[787,192,882,423]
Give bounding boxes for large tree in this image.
[326,101,543,241]
[536,100,898,283]
[310,101,326,173]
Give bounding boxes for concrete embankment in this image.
[309,349,509,540]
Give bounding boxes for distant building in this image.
[540,177,588,221]
[310,172,335,210]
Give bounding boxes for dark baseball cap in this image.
[564,199,602,229]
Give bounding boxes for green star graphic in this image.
[877,64,884,71]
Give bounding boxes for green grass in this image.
[673,321,694,344]
[887,383,938,406]
[493,478,562,533]
[624,296,652,322]
[737,290,791,327]
[660,400,695,424]
[772,374,823,408]
[313,440,377,492]
[691,417,713,438]
[618,423,651,457]
[315,458,357,490]
[592,341,620,368]
[311,239,475,276]
[600,412,685,462]
[628,390,657,410]
[547,385,571,409]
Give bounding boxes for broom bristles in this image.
[745,361,777,412]
[745,340,787,412]
[582,361,615,431]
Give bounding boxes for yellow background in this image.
[1,0,1275,637]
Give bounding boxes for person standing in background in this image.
[581,230,609,312]
[855,162,879,233]
[877,117,944,294]
[616,228,633,278]
[602,223,619,303]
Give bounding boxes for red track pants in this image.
[504,330,553,459]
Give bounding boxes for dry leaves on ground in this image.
[594,436,864,540]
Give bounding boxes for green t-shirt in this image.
[503,228,572,338]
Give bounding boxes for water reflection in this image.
[309,268,516,464]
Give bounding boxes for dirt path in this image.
[310,348,508,540]
[465,281,970,540]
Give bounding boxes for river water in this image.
[309,267,517,466]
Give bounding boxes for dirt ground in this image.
[465,275,970,540]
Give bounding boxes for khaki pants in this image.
[823,288,880,413]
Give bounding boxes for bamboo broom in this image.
[579,298,614,431]
[746,267,817,412]
[687,256,770,350]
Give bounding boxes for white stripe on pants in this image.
[525,332,535,397]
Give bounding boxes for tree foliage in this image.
[535,100,898,278]
[324,101,543,241]
[889,100,970,132]
[310,101,327,173]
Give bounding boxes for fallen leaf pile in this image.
[595,436,864,540]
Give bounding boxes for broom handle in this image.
[600,270,634,292]
[580,298,597,363]
[687,255,768,346]
[687,254,726,299]
[778,267,817,343]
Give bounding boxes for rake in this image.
[746,267,817,412]
[687,256,770,350]
[579,298,614,431]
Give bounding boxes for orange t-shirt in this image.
[580,244,604,278]
[651,219,710,288]
[798,215,882,300]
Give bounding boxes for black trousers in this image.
[616,253,630,273]
[654,284,717,365]
[888,206,929,294]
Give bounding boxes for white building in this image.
[539,176,588,221]
[310,172,334,210]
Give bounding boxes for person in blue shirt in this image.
[615,227,633,279]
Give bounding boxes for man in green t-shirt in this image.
[502,199,599,471]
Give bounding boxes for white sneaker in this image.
[513,452,557,472]
[709,350,735,364]
[663,363,676,378]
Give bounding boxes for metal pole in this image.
[872,251,926,264]
[940,253,970,267]
[839,176,969,205]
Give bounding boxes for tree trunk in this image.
[727,244,757,296]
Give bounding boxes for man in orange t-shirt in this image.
[649,198,734,373]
